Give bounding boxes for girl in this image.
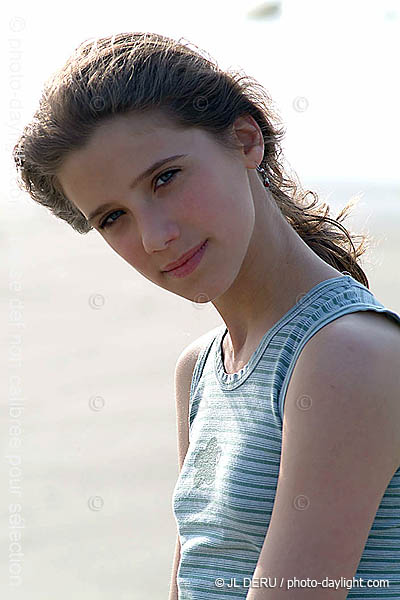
[13,32,400,600]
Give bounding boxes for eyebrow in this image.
[87,153,188,225]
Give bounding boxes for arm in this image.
[168,535,181,600]
[246,312,400,599]
[168,334,207,600]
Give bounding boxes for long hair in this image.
[12,31,370,287]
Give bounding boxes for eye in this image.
[98,169,180,231]
[154,168,180,191]
[98,209,125,230]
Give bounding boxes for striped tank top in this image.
[172,274,400,599]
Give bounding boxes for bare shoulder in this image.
[174,326,222,470]
[253,309,400,589]
[286,307,400,470]
[175,325,222,380]
[322,308,400,341]
[174,325,221,411]
[303,309,400,368]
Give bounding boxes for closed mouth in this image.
[162,240,207,272]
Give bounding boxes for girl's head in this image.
[55,106,267,301]
[13,31,370,292]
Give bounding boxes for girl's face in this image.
[57,110,261,303]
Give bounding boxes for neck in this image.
[211,176,342,361]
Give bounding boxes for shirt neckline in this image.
[214,274,352,389]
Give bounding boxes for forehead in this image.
[58,110,189,181]
[84,109,183,151]
[55,110,205,214]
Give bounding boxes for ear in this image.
[231,114,264,169]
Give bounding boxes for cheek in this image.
[106,234,145,269]
[177,182,229,228]
[184,181,253,240]
[172,188,207,224]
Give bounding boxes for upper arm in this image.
[174,330,218,471]
[171,330,219,597]
[251,312,400,598]
[171,336,203,569]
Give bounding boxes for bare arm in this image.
[168,332,212,599]
[168,535,181,600]
[245,313,400,599]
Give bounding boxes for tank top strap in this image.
[278,275,400,421]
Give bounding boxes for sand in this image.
[1,182,399,599]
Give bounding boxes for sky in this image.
[2,0,400,202]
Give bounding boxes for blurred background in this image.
[1,0,399,598]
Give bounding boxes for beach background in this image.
[2,2,400,599]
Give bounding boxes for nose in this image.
[138,209,180,255]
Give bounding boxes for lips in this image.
[162,240,207,272]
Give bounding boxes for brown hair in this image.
[12,31,370,287]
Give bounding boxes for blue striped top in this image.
[172,274,400,599]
